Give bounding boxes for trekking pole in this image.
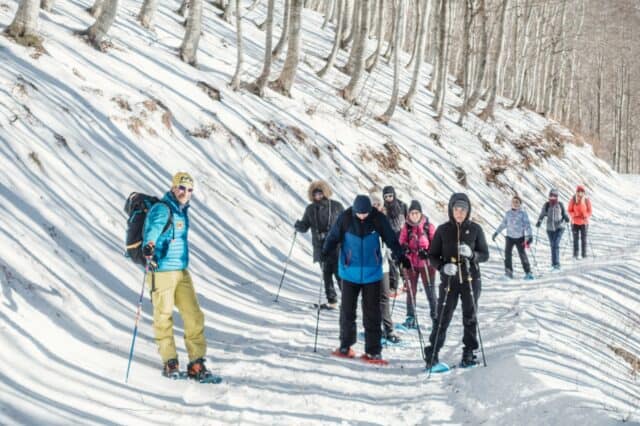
[313,263,324,352]
[274,232,297,302]
[406,265,426,361]
[125,265,150,383]
[427,274,451,379]
[390,263,402,318]
[464,258,487,367]
[423,262,436,325]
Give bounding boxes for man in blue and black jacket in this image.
[322,195,410,360]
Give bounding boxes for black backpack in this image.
[124,192,172,265]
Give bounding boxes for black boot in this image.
[187,357,212,381]
[460,348,478,367]
[162,358,180,378]
[424,346,439,368]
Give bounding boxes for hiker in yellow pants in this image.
[142,172,211,380]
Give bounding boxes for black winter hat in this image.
[408,200,422,213]
[382,186,395,197]
[353,195,372,214]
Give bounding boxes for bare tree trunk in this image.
[251,0,276,95]
[272,0,290,59]
[341,0,358,48]
[365,0,384,72]
[87,0,104,17]
[6,0,41,41]
[340,0,361,74]
[382,0,396,61]
[318,0,344,77]
[377,0,404,124]
[479,0,509,120]
[456,0,473,124]
[230,0,243,90]
[508,0,533,109]
[458,0,486,114]
[78,0,118,49]
[434,0,450,120]
[322,0,333,29]
[179,0,202,65]
[341,0,370,102]
[405,0,421,68]
[222,0,233,22]
[271,0,303,97]
[138,0,159,29]
[400,0,431,111]
[430,0,447,112]
[176,0,189,16]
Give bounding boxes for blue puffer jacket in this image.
[495,208,532,239]
[143,192,190,272]
[322,208,402,284]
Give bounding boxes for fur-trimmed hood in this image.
[307,180,333,201]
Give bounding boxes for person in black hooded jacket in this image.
[382,186,408,292]
[295,180,345,308]
[424,193,489,368]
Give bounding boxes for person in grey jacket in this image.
[535,188,570,271]
[492,195,534,279]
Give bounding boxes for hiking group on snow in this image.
[124,173,593,381]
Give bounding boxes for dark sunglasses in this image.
[178,185,193,193]
[383,194,394,199]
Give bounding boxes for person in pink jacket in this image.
[399,201,437,329]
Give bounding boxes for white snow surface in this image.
[0,0,639,424]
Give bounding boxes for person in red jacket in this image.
[399,201,437,329]
[567,185,592,259]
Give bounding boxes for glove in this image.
[492,232,498,242]
[418,249,429,260]
[142,242,157,268]
[442,263,458,277]
[526,236,533,245]
[397,255,412,270]
[458,243,473,259]
[535,221,541,228]
[294,220,304,232]
[142,242,155,257]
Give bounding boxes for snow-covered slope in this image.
[0,0,638,424]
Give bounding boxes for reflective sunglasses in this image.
[178,185,194,193]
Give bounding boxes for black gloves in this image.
[535,221,541,228]
[526,236,533,245]
[492,232,498,241]
[143,243,157,268]
[418,249,429,260]
[142,242,155,257]
[397,255,412,269]
[294,220,304,232]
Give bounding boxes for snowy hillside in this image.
[1,0,639,424]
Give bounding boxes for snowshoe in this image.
[361,353,389,366]
[402,316,417,329]
[331,347,356,359]
[312,302,338,310]
[187,358,222,384]
[460,350,478,368]
[162,358,181,379]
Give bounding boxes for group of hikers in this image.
[128,173,593,377]
[293,180,593,366]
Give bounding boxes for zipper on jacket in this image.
[360,233,364,283]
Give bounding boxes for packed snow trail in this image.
[1,0,639,423]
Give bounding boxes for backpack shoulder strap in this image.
[423,217,432,245]
[158,201,173,234]
[341,209,352,235]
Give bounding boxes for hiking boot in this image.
[325,302,338,310]
[162,358,180,378]
[505,269,513,279]
[333,346,356,358]
[424,346,439,368]
[460,349,478,367]
[524,272,534,280]
[403,316,417,329]
[187,358,211,381]
[363,353,383,360]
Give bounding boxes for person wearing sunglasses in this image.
[536,188,570,271]
[492,195,534,280]
[294,181,345,309]
[141,172,212,381]
[567,185,592,259]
